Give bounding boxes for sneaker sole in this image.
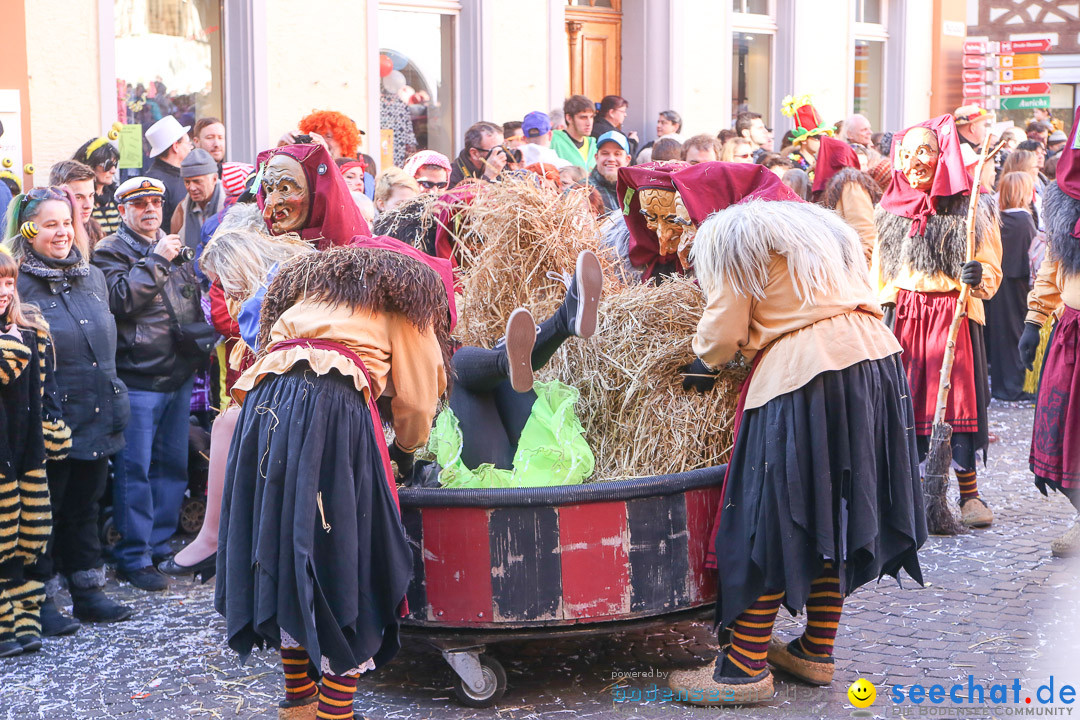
[574,250,603,339]
[505,308,536,393]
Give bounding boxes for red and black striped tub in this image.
[397,466,725,629]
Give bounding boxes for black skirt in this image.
[215,365,414,675]
[714,354,926,629]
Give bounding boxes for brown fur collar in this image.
[820,168,882,210]
[257,247,455,380]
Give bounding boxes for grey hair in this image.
[213,201,267,237]
[689,199,869,302]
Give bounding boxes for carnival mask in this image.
[898,128,940,192]
[262,154,311,235]
[640,188,696,261]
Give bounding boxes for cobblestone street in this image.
[2,400,1077,720]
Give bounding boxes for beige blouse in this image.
[232,300,447,452]
[694,255,901,409]
[1027,256,1080,324]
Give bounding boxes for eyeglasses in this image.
[100,160,117,172]
[128,197,163,209]
[417,180,448,190]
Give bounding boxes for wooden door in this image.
[566,0,621,99]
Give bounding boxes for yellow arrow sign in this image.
[1011,53,1043,68]
[999,67,1042,82]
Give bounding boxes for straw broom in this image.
[923,134,1003,535]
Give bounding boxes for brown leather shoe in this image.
[961,497,994,528]
[767,638,834,686]
[668,660,774,706]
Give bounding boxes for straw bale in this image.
[539,277,745,479]
[425,176,628,347]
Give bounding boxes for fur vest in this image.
[874,193,998,283]
[820,168,882,210]
[1042,181,1080,278]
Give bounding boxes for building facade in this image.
[967,0,1080,130]
[2,0,955,189]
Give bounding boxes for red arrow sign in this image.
[963,83,987,97]
[999,81,1051,96]
[1001,38,1052,53]
[964,40,986,54]
[963,55,987,69]
[962,69,988,83]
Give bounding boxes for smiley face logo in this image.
[848,678,876,708]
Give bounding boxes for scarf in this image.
[18,246,90,281]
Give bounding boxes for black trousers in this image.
[27,457,110,580]
[985,276,1030,401]
[450,311,570,470]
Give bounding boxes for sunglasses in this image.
[418,180,448,190]
[100,160,117,172]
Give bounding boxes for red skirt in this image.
[1030,305,1080,496]
[894,290,981,436]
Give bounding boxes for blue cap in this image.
[597,130,630,154]
[522,111,552,138]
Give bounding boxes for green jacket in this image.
[551,130,597,170]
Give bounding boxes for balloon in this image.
[379,54,393,78]
[383,70,406,95]
[391,52,408,71]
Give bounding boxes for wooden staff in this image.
[923,133,1005,535]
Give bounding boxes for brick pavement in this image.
[1,401,1077,719]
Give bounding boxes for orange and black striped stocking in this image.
[280,646,317,703]
[317,672,358,720]
[956,470,979,503]
[727,590,784,675]
[798,562,844,658]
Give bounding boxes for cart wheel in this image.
[101,512,121,549]
[179,496,206,535]
[452,654,506,708]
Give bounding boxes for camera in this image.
[173,246,196,265]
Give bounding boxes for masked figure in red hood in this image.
[617,161,799,281]
[812,135,882,263]
[871,114,1002,531]
[256,142,370,249]
[1023,105,1080,558]
[667,192,924,706]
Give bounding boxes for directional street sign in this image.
[999,67,1042,82]
[1000,38,1052,53]
[963,55,988,69]
[962,69,993,83]
[999,95,1051,110]
[964,40,987,55]
[963,83,988,98]
[1011,53,1043,68]
[999,81,1051,96]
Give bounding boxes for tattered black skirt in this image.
[714,354,927,629]
[215,366,414,675]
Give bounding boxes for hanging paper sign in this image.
[117,124,143,169]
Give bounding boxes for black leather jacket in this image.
[92,223,206,392]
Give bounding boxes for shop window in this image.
[114,0,223,133]
[855,0,882,24]
[379,8,456,161]
[732,0,769,14]
[732,32,772,119]
[853,39,884,131]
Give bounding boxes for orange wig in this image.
[298,110,361,159]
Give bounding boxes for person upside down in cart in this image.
[668,187,927,705]
[215,242,455,720]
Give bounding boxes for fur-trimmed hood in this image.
[820,168,882,210]
[256,247,455,370]
[875,192,998,282]
[1043,181,1080,278]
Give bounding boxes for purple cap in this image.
[522,111,552,138]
